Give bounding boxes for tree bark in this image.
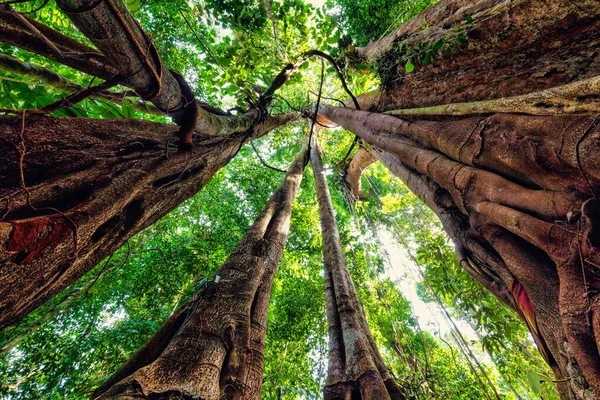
[355,0,600,113]
[310,134,405,400]
[0,112,298,331]
[344,147,377,199]
[318,103,600,399]
[0,1,269,139]
[92,140,309,400]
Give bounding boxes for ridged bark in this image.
[91,141,309,400]
[0,113,297,330]
[356,0,600,113]
[311,134,405,400]
[319,103,600,399]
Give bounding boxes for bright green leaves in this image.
[405,60,415,73]
[331,0,439,46]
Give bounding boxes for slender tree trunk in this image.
[310,134,405,400]
[318,103,600,399]
[344,147,377,199]
[0,112,297,331]
[91,141,309,400]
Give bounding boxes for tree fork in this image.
[310,134,404,400]
[93,140,310,400]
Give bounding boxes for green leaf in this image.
[405,60,414,73]
[526,371,542,394]
[121,99,135,119]
[422,52,432,65]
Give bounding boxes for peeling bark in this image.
[311,134,404,400]
[319,103,600,398]
[92,141,309,400]
[0,112,298,330]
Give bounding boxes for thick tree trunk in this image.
[319,103,600,399]
[310,134,405,400]
[354,0,600,113]
[0,112,297,330]
[91,141,309,400]
[0,0,272,139]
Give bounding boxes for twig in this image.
[43,74,123,112]
[332,136,359,171]
[301,50,361,111]
[179,9,228,77]
[250,141,286,173]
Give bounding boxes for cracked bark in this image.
[92,141,309,400]
[355,0,600,113]
[319,103,600,399]
[0,112,298,330]
[311,134,405,400]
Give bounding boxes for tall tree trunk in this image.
[318,104,600,399]
[91,141,309,400]
[310,134,405,400]
[0,112,297,331]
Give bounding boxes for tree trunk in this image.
[310,134,405,400]
[0,112,297,331]
[318,103,600,399]
[354,0,600,113]
[91,140,309,400]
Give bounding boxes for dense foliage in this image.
[0,0,558,398]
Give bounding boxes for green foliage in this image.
[329,0,438,46]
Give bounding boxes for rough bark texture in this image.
[319,103,600,399]
[356,0,600,113]
[92,142,309,400]
[311,135,405,400]
[0,0,265,138]
[321,2,600,396]
[0,112,297,330]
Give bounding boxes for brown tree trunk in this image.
[0,112,297,330]
[310,134,405,400]
[354,0,600,113]
[318,103,600,399]
[91,141,309,400]
[344,147,377,199]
